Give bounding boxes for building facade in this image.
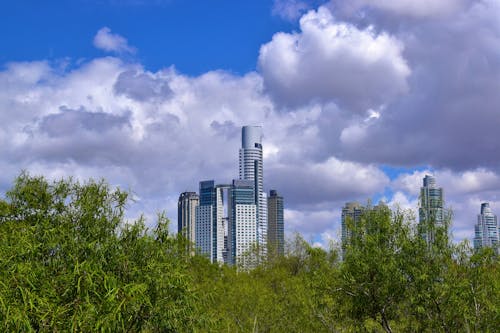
[177,192,199,244]
[195,180,226,263]
[267,190,284,256]
[239,126,267,254]
[341,201,388,258]
[341,202,364,248]
[474,202,499,253]
[228,179,257,268]
[418,175,446,245]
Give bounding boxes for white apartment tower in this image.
[239,126,267,254]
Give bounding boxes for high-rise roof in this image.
[242,125,262,149]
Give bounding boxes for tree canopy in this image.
[0,173,498,332]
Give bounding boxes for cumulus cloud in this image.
[2,2,500,246]
[268,157,389,208]
[393,168,500,197]
[0,52,394,240]
[0,57,272,216]
[93,27,136,54]
[332,0,500,172]
[114,70,173,102]
[272,0,314,21]
[334,0,468,18]
[340,108,381,145]
[39,106,130,137]
[259,6,410,111]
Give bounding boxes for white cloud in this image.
[332,0,500,171]
[269,157,390,208]
[386,191,418,212]
[341,0,467,18]
[272,0,312,21]
[93,27,136,54]
[393,168,500,197]
[259,6,410,111]
[3,3,500,247]
[0,53,394,239]
[340,107,382,145]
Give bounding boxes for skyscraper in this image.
[418,175,446,245]
[239,126,267,254]
[195,180,226,263]
[177,192,199,244]
[341,202,364,250]
[228,179,257,268]
[341,201,388,258]
[474,202,499,253]
[267,190,284,256]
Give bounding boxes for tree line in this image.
[0,173,498,332]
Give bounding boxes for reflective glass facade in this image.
[418,175,446,245]
[474,202,499,253]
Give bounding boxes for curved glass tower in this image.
[418,175,446,246]
[474,202,499,253]
[239,126,267,255]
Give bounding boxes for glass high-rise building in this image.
[228,179,257,268]
[341,202,364,247]
[195,180,226,263]
[239,126,267,255]
[474,202,499,253]
[418,175,446,245]
[341,201,365,258]
[341,201,388,258]
[177,192,199,244]
[267,190,284,256]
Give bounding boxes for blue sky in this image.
[1,0,500,248]
[1,0,293,74]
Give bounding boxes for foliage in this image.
[0,173,198,332]
[0,173,499,332]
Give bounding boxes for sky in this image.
[1,0,500,248]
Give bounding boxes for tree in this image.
[340,205,413,333]
[0,173,199,332]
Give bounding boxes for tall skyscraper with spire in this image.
[418,175,446,245]
[239,126,267,254]
[474,202,499,253]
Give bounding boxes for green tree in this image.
[0,173,199,332]
[340,205,413,332]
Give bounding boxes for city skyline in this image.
[2,1,500,248]
[180,125,283,266]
